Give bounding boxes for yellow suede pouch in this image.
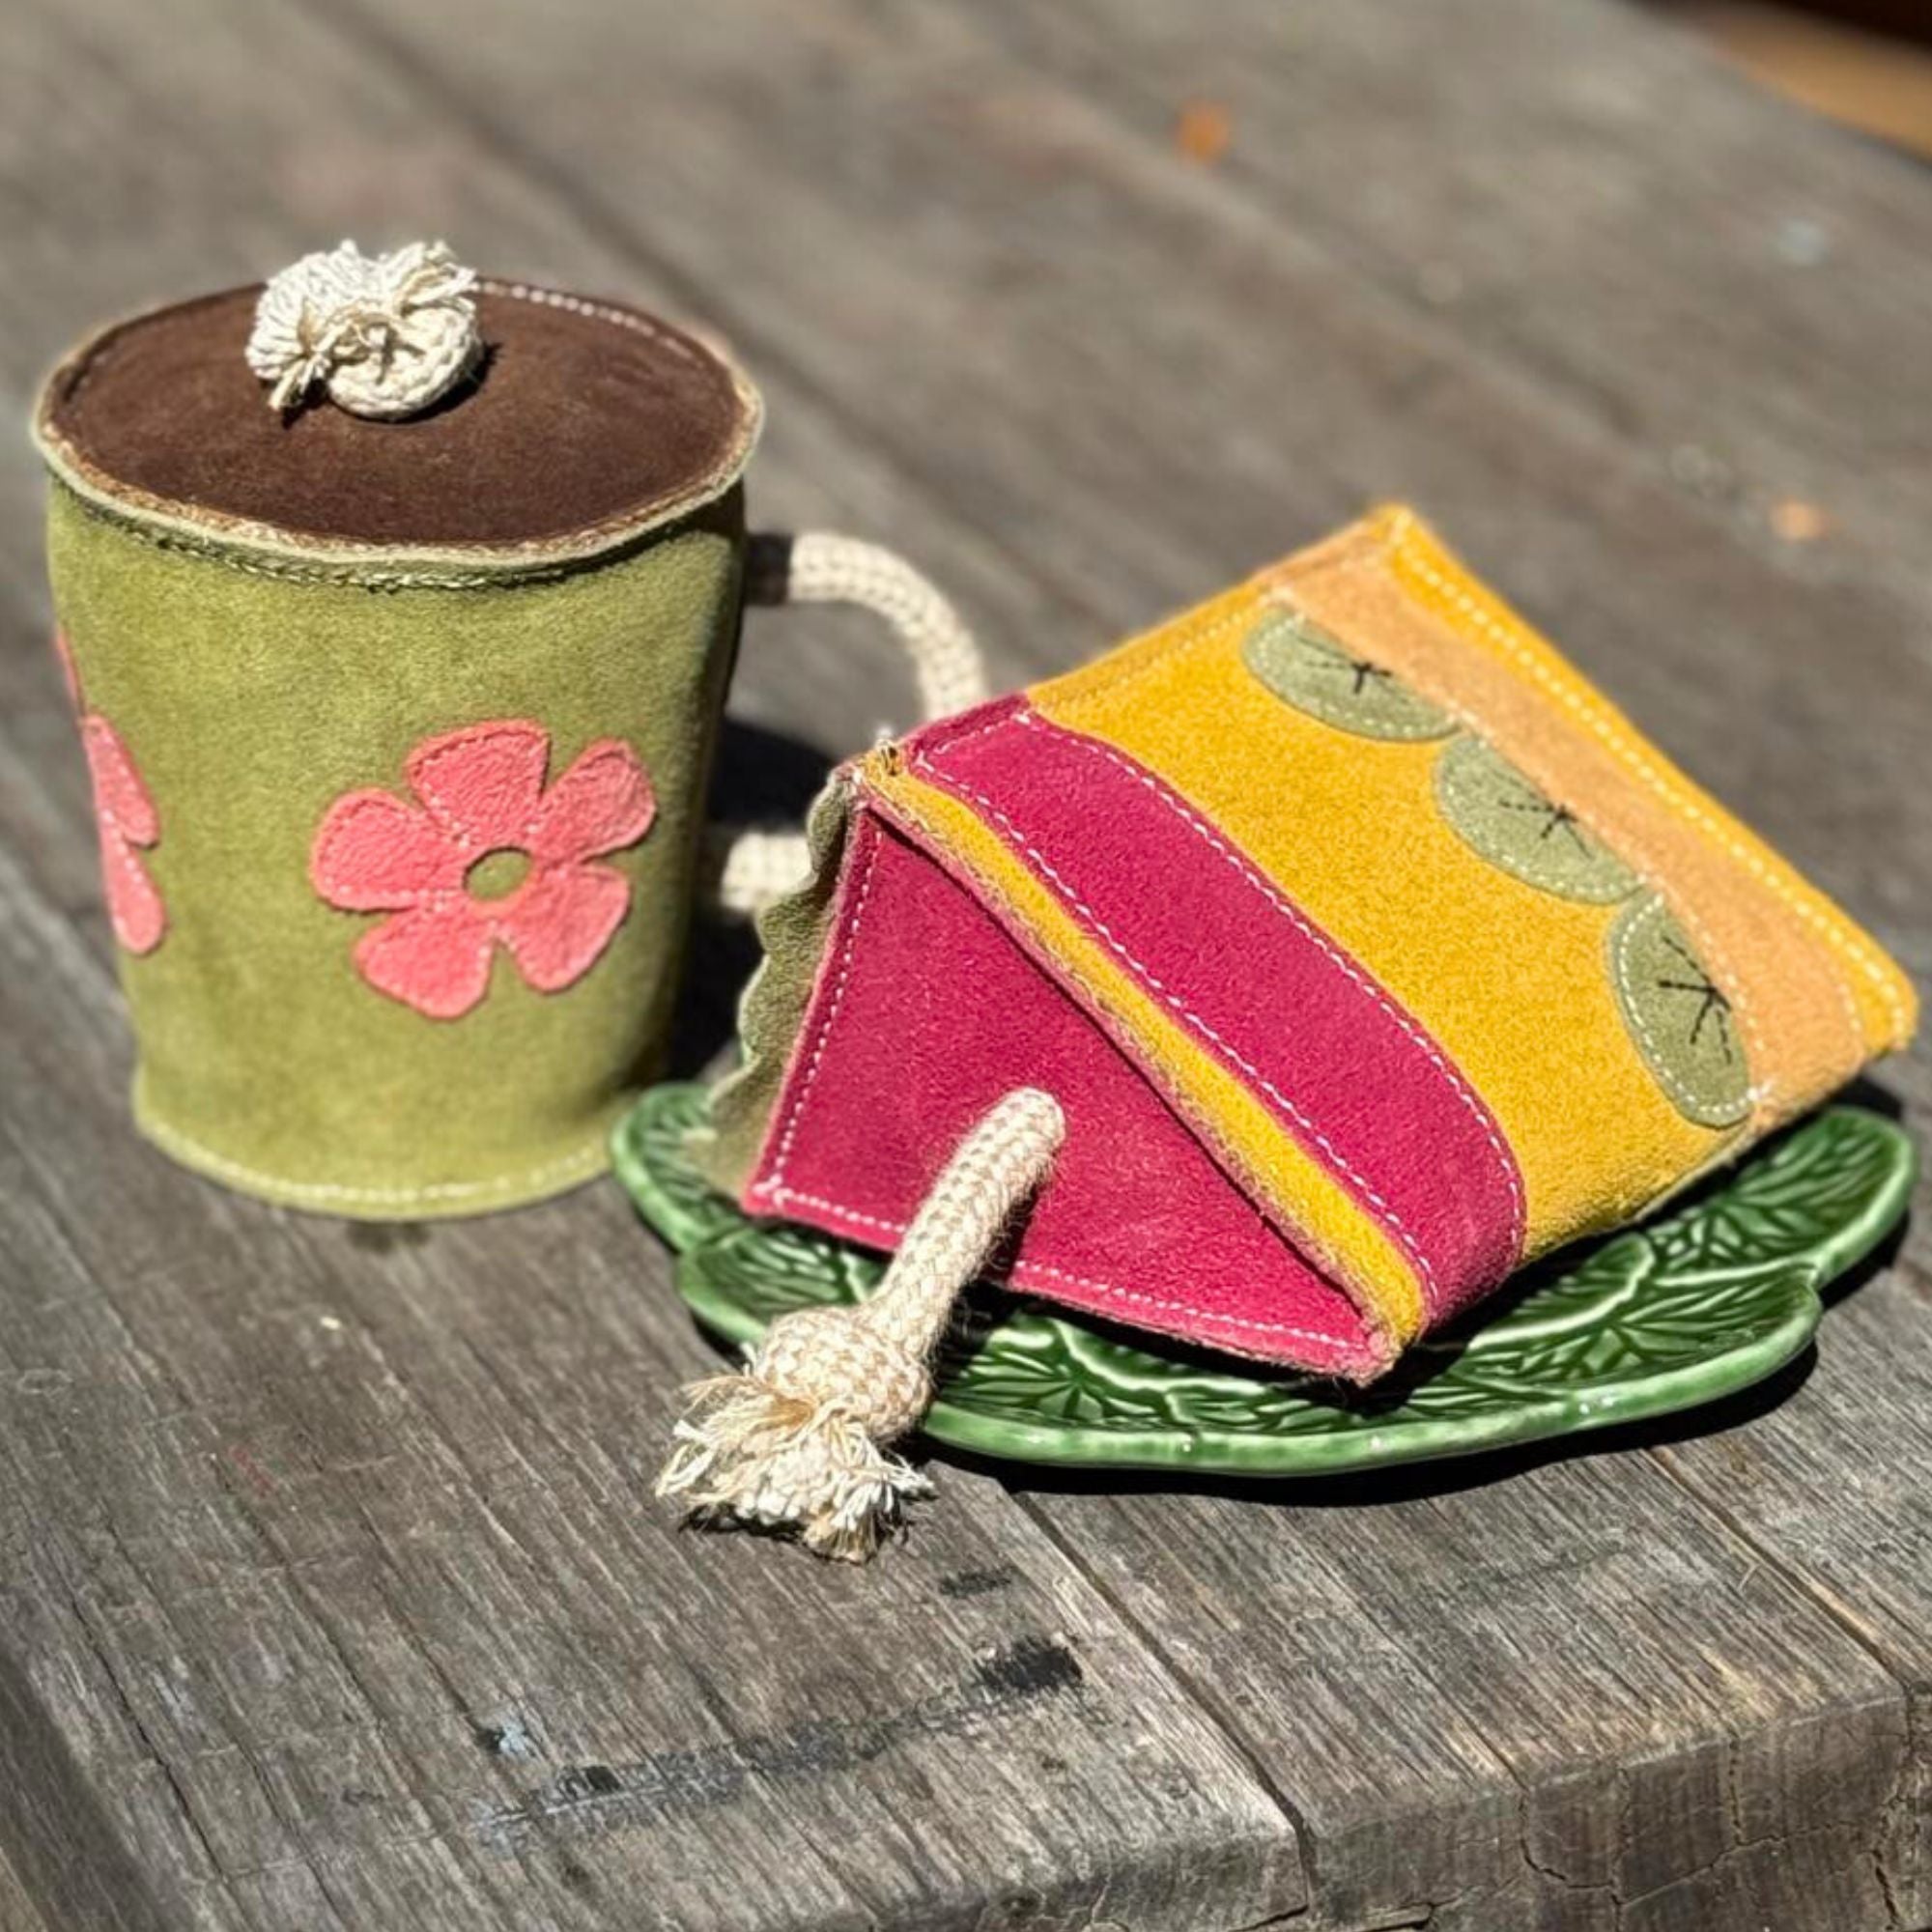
[705,506,1915,1376]
[1024,506,1914,1268]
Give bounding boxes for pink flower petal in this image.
[355,901,497,1019]
[311,790,466,911]
[81,716,158,846]
[529,739,656,865]
[52,631,81,711]
[101,833,165,955]
[407,722,551,850]
[497,862,631,992]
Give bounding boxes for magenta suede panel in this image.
[745,809,1386,1377]
[905,702,1525,1320]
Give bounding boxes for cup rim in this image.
[32,278,765,589]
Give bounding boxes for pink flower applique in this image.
[310,721,657,1020]
[55,631,166,955]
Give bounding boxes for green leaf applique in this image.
[1608,893,1752,1129]
[1435,734,1638,904]
[1241,607,1457,741]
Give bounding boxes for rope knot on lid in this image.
[246,240,482,419]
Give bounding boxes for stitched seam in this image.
[1008,710,1526,1259]
[1037,586,1726,1154]
[484,282,705,364]
[1385,515,1904,1047]
[758,1182,1365,1358]
[910,732,1445,1305]
[1050,558,1867,1116]
[45,281,755,592]
[315,729,646,938]
[1260,580,1781,1121]
[1381,530,1861,1085]
[923,707,1022,755]
[52,481,736,594]
[1612,897,1744,1122]
[890,809,1401,1332]
[409,722,552,867]
[313,790,462,905]
[752,811,1367,1353]
[1434,741,1634,900]
[55,492,530,590]
[138,1112,609,1205]
[761,820,885,1195]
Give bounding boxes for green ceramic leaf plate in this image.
[612,1083,1915,1478]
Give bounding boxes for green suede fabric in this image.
[690,773,855,1198]
[48,482,747,1217]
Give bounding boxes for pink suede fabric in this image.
[907,701,1525,1319]
[747,809,1388,1376]
[56,633,165,956]
[310,721,656,1020]
[80,713,165,955]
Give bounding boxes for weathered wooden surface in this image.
[1,1,1928,1927]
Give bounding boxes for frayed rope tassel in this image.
[656,1088,1065,1560]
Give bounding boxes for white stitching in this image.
[1010,709,1527,1256]
[1613,897,1706,1117]
[1262,576,1787,1116]
[1054,563,1877,1120]
[485,280,700,365]
[761,820,884,1194]
[752,810,1365,1356]
[921,707,1019,755]
[912,731,1446,1305]
[1388,522,1902,1050]
[1261,583,1782,1117]
[755,1181,1367,1360]
[1610,896,1747,1124]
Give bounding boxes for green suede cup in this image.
[35,282,766,1218]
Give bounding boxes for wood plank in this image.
[1643,1269,1932,1926]
[1020,1458,1908,1929]
[0,1851,53,1932]
[7,0,1931,1924]
[984,0,1932,608]
[953,6,1932,1920]
[0,676,1301,1932]
[0,7,1307,1930]
[282,1,1932,1926]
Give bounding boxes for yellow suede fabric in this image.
[1032,585,1720,1255]
[1276,508,1916,1129]
[1383,510,1916,1059]
[865,750,1424,1354]
[707,507,1911,1349]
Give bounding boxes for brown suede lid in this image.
[36,281,759,559]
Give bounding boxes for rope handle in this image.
[657,1087,1065,1559]
[707,532,987,917]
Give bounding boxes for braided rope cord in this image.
[657,1087,1065,1560]
[709,532,987,917]
[785,532,987,724]
[246,240,481,419]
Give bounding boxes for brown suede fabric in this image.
[41,283,753,548]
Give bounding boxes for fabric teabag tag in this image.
[694,505,1916,1383]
